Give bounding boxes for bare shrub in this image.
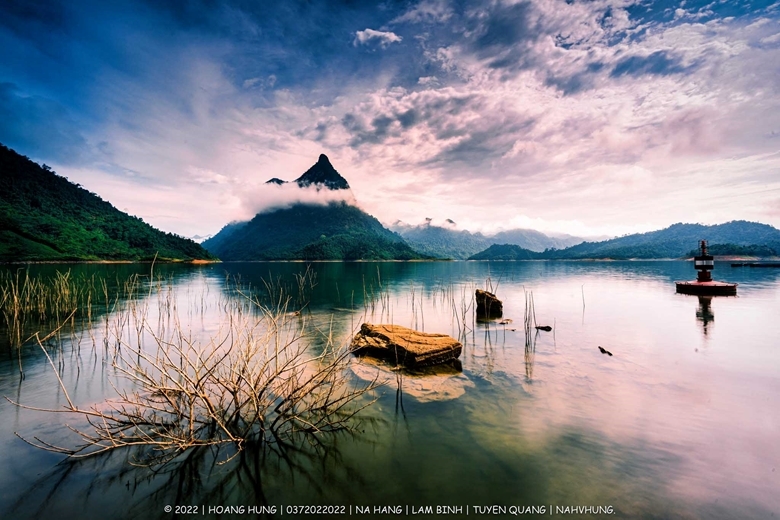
[8,277,379,466]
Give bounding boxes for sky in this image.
[1,0,779,239]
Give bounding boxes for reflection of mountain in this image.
[204,156,421,261]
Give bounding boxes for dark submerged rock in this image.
[475,289,503,319]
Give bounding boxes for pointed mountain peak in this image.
[266,177,286,185]
[295,154,350,190]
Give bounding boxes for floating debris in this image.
[598,346,613,356]
[535,325,552,331]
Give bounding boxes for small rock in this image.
[535,325,552,331]
[476,289,503,318]
[598,346,613,356]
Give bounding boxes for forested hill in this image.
[204,202,424,261]
[468,221,780,260]
[392,220,584,260]
[539,221,780,259]
[203,154,424,261]
[0,144,215,262]
[469,244,540,260]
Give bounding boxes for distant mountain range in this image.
[469,221,780,260]
[0,144,214,262]
[390,219,585,259]
[203,155,423,260]
[4,142,779,264]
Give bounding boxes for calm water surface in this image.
[0,261,778,519]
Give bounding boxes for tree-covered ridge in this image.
[684,243,777,257]
[395,225,492,260]
[204,202,424,261]
[468,222,780,260]
[539,222,780,259]
[0,144,215,262]
[468,244,540,260]
[392,221,585,259]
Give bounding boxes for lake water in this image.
[0,261,778,519]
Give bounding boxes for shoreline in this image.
[1,259,222,265]
[3,255,779,265]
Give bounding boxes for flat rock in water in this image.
[351,323,462,367]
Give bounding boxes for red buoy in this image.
[676,240,737,296]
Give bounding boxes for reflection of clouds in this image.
[3,261,779,518]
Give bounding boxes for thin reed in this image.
[524,290,537,380]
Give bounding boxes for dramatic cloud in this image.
[1,0,778,238]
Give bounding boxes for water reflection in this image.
[5,429,381,520]
[696,295,715,336]
[2,261,780,519]
[524,331,537,381]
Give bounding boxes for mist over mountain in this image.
[241,154,356,217]
[491,229,585,251]
[391,218,586,259]
[204,155,422,261]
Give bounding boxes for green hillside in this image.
[491,229,584,251]
[204,202,423,261]
[468,244,540,260]
[468,222,780,260]
[0,144,214,262]
[395,224,492,260]
[540,222,780,259]
[684,243,777,257]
